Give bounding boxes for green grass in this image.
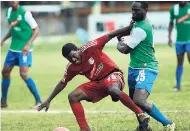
[1,41,190,131]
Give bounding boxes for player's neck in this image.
[12,5,19,12]
[136,18,146,23]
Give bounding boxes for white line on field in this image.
[1,110,190,114]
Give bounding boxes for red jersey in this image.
[62,35,121,83]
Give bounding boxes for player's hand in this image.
[0,39,5,47]
[129,20,135,25]
[168,38,173,47]
[22,44,30,55]
[37,101,50,112]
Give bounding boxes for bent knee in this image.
[68,91,83,103]
[108,87,121,102]
[108,88,120,98]
[20,72,28,80]
[68,93,76,103]
[111,96,120,102]
[133,99,145,107]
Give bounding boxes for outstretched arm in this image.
[1,29,11,47]
[168,21,174,47]
[95,22,134,51]
[46,81,67,103]
[107,24,134,40]
[37,64,77,111]
[37,81,67,111]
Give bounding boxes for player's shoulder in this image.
[65,62,73,70]
[134,19,151,30]
[18,6,29,15]
[169,4,176,12]
[79,40,97,53]
[20,6,26,11]
[6,7,12,18]
[65,62,81,72]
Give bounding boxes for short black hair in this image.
[137,1,148,10]
[62,43,77,57]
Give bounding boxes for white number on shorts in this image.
[136,70,145,82]
[107,74,117,81]
[22,55,27,63]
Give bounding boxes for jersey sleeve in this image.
[95,34,109,51]
[123,27,147,49]
[61,63,78,83]
[170,6,175,21]
[24,11,38,29]
[6,7,12,20]
[188,5,190,14]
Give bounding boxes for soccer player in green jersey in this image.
[168,1,190,91]
[117,1,175,131]
[1,1,41,108]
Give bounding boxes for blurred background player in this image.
[37,26,150,131]
[117,1,175,131]
[168,1,190,91]
[1,1,41,108]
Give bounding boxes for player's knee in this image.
[68,92,80,103]
[111,96,120,102]
[2,69,10,78]
[20,72,28,80]
[133,98,145,108]
[108,86,121,100]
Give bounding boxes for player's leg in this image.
[133,69,174,129]
[1,50,16,108]
[106,72,149,127]
[185,42,190,63]
[1,66,14,108]
[128,68,151,131]
[174,43,185,91]
[187,52,190,63]
[133,89,174,128]
[108,83,144,114]
[68,85,93,131]
[19,52,41,106]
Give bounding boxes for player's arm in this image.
[168,6,174,47]
[96,24,134,51]
[116,20,135,41]
[1,29,11,46]
[37,80,68,112]
[47,81,68,102]
[107,24,134,40]
[168,21,174,47]
[117,27,146,54]
[37,65,77,111]
[23,11,39,53]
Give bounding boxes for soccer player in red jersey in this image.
[37,25,149,131]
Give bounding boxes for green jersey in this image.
[123,19,158,71]
[170,3,190,42]
[6,6,33,51]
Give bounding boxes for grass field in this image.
[1,39,190,131]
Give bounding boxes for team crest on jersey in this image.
[17,15,22,20]
[88,57,94,64]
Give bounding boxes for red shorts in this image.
[78,72,125,103]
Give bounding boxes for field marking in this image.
[1,110,190,114]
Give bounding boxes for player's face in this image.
[9,1,19,10]
[179,1,188,7]
[67,50,82,65]
[131,2,146,22]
